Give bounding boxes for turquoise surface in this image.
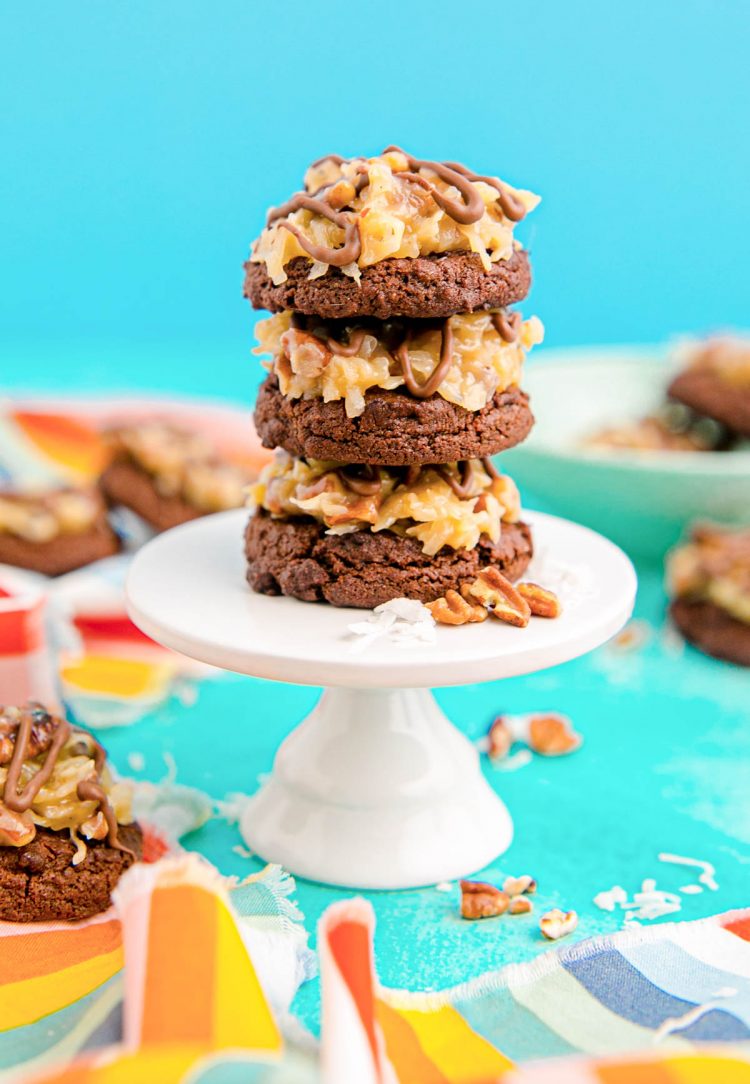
[5,363,750,1037]
[98,568,750,1035]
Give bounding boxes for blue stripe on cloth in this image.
[621,940,750,1028]
[187,1052,319,1083]
[456,987,579,1062]
[0,973,122,1071]
[562,946,697,1028]
[80,997,123,1050]
[676,1009,750,1042]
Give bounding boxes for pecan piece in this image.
[503,874,537,897]
[0,803,36,847]
[487,716,513,760]
[528,713,582,756]
[462,568,531,627]
[540,908,578,940]
[517,582,562,619]
[460,880,510,919]
[428,589,487,626]
[509,896,534,915]
[0,702,57,766]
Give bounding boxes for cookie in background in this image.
[667,522,750,666]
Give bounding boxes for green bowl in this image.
[502,347,750,562]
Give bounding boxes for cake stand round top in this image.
[126,508,636,689]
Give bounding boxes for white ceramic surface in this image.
[126,509,636,689]
[502,348,750,560]
[126,509,635,889]
[242,687,514,889]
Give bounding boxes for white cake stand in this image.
[126,508,636,889]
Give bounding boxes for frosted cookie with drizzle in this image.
[245,454,532,608]
[668,523,750,666]
[668,336,750,438]
[252,310,541,464]
[244,147,538,320]
[99,421,254,533]
[0,487,120,576]
[0,703,142,922]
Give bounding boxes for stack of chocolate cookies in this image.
[243,147,543,609]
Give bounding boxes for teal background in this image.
[2,0,750,395]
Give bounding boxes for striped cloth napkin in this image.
[3,855,750,1082]
[319,899,750,1084]
[0,854,314,1082]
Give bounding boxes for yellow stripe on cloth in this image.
[661,1055,750,1084]
[212,884,281,1051]
[29,1043,212,1084]
[123,859,282,1052]
[0,947,123,1031]
[378,1000,512,1083]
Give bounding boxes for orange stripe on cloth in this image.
[375,1000,450,1084]
[140,884,218,1045]
[723,915,750,942]
[328,919,382,1073]
[0,917,121,985]
[597,1062,676,1083]
[12,411,107,480]
[134,874,280,1052]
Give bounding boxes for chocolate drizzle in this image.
[436,459,477,499]
[396,318,455,398]
[76,778,135,858]
[3,708,71,813]
[325,328,369,357]
[385,146,527,224]
[267,194,361,268]
[491,310,522,343]
[288,308,520,400]
[309,153,350,170]
[0,703,133,858]
[481,455,500,479]
[265,147,527,267]
[331,458,497,502]
[444,161,527,222]
[383,146,486,225]
[336,464,382,496]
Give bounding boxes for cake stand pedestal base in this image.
[126,508,637,890]
[240,686,511,890]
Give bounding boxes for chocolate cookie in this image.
[670,597,750,667]
[0,823,142,923]
[243,250,532,321]
[245,510,533,609]
[0,519,120,577]
[254,375,533,466]
[668,369,750,437]
[100,460,202,533]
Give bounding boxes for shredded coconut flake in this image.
[593,885,628,912]
[493,748,533,772]
[594,881,682,923]
[524,545,596,611]
[346,597,437,652]
[434,881,455,893]
[658,852,719,891]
